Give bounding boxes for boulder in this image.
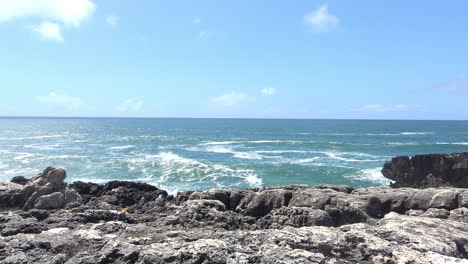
[0,167,83,210]
[382,152,468,188]
[10,176,29,186]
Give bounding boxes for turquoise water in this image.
[0,118,467,194]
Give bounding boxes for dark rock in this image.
[10,176,29,186]
[91,181,168,208]
[69,181,103,203]
[382,152,468,188]
[236,189,292,217]
[1,166,468,263]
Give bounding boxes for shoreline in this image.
[1,152,468,263]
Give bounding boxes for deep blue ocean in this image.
[0,118,467,194]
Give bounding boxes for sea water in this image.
[0,118,467,194]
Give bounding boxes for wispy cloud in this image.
[211,92,249,107]
[199,31,212,40]
[357,104,419,113]
[118,99,144,113]
[192,17,201,24]
[433,75,468,92]
[106,15,118,27]
[0,0,96,41]
[261,87,277,96]
[304,4,339,32]
[38,92,83,110]
[34,22,63,42]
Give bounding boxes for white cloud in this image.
[38,92,83,110]
[34,21,63,42]
[0,0,96,41]
[118,99,144,113]
[106,15,118,27]
[357,104,411,113]
[199,31,211,40]
[304,4,339,32]
[211,92,249,107]
[261,87,277,96]
[192,17,201,24]
[0,0,95,27]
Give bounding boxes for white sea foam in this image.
[365,132,434,136]
[194,145,264,160]
[325,152,379,162]
[293,157,322,164]
[205,145,234,153]
[386,142,419,146]
[347,167,391,185]
[108,145,135,150]
[435,142,468,145]
[365,133,400,136]
[319,133,357,136]
[126,152,263,191]
[233,152,263,160]
[200,141,239,145]
[255,150,309,154]
[23,144,61,150]
[14,153,35,160]
[0,135,66,140]
[201,140,307,145]
[400,132,434,135]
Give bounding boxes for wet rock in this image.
[382,152,468,188]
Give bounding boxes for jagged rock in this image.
[422,208,450,219]
[1,166,468,263]
[0,182,23,208]
[69,181,103,203]
[0,167,82,210]
[86,181,168,209]
[10,176,29,186]
[449,207,468,223]
[33,188,82,210]
[236,189,292,217]
[382,152,468,188]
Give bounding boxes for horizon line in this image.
[0,116,467,121]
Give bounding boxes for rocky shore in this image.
[1,153,468,263]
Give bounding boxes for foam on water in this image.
[108,145,136,150]
[122,152,263,193]
[347,167,391,185]
[435,142,468,145]
[233,152,263,160]
[200,141,239,145]
[400,132,434,135]
[385,142,419,146]
[1,118,466,192]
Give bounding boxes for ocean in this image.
[0,118,467,194]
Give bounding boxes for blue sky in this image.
[0,0,467,119]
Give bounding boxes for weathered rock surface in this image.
[1,167,468,263]
[382,152,468,188]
